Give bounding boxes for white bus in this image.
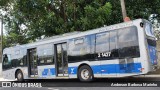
[2,19,158,82]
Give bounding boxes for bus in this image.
[2,19,158,82]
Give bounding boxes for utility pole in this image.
[0,16,3,77]
[120,0,129,22]
[0,16,3,63]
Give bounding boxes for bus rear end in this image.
[144,20,158,72]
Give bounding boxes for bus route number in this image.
[98,52,111,58]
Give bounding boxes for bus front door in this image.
[55,43,68,77]
[28,48,38,77]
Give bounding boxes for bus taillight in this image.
[140,68,144,72]
[154,60,157,64]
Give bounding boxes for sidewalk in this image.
[0,75,159,81]
[0,78,15,81]
[134,74,160,78]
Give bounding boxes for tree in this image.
[0,0,112,47]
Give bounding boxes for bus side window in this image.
[118,26,140,58]
[96,32,110,59]
[68,36,92,63]
[3,54,8,65]
[109,31,119,58]
[37,44,54,65]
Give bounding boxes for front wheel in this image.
[16,70,24,82]
[78,65,94,82]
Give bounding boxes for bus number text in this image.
[98,52,111,58]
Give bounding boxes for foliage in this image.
[0,0,112,47]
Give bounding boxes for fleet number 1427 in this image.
[98,52,111,58]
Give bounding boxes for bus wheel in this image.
[78,65,94,82]
[16,70,24,82]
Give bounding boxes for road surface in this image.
[0,76,160,90]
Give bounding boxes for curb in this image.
[0,78,15,81]
[133,75,160,78]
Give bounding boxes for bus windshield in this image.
[145,22,155,37]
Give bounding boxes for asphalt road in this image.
[0,87,160,90]
[0,77,160,90]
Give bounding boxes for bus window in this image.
[74,38,84,45]
[96,32,110,59]
[118,26,140,58]
[110,31,117,50]
[37,44,54,65]
[68,36,92,63]
[2,54,11,70]
[109,31,119,58]
[15,50,24,66]
[118,26,138,47]
[8,49,26,67]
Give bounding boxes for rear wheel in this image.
[16,70,24,82]
[78,65,94,82]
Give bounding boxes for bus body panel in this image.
[132,19,149,74]
[2,67,28,80]
[148,45,157,65]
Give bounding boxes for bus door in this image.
[55,43,68,77]
[28,48,38,77]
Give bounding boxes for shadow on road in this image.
[21,77,158,83]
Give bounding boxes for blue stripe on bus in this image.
[41,63,142,76]
[68,67,78,75]
[42,68,55,76]
[68,63,142,75]
[92,63,142,74]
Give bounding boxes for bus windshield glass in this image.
[145,22,155,37]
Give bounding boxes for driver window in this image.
[3,54,11,70]
[3,54,8,65]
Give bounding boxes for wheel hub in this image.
[81,69,89,80]
[17,73,22,79]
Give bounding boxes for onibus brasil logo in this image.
[2,82,42,87]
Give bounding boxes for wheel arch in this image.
[15,69,23,79]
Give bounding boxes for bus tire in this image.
[16,70,24,82]
[78,65,94,82]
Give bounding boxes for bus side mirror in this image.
[140,22,144,27]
